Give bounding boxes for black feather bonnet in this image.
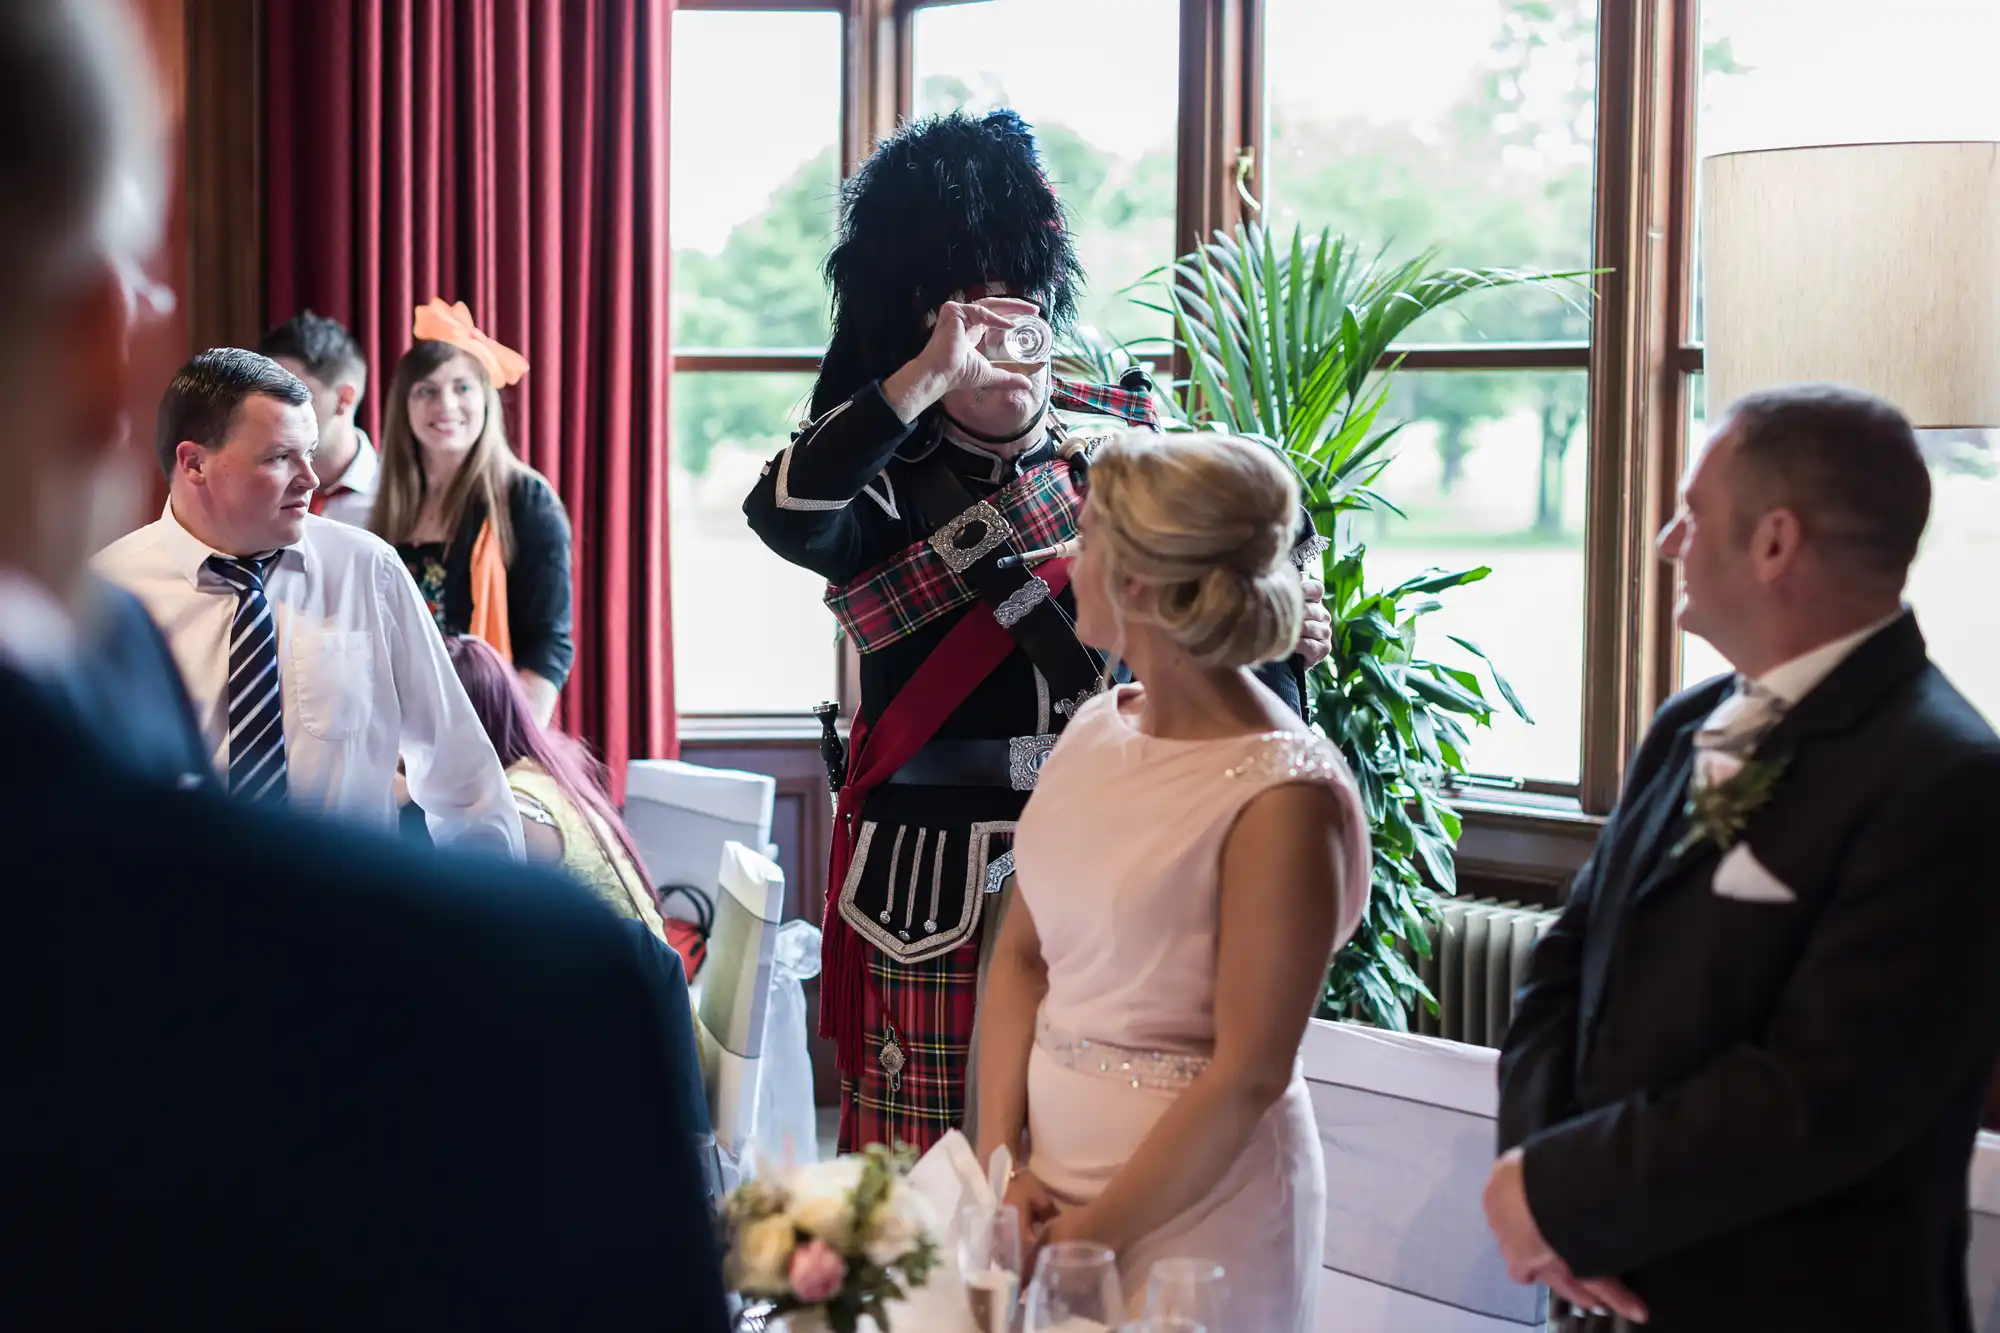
[812,108,1082,417]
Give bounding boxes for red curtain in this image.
[263,0,677,789]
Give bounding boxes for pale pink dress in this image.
[1011,686,1370,1332]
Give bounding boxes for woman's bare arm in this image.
[975,891,1047,1170]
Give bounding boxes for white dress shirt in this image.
[1754,607,1909,707]
[312,428,381,529]
[95,505,524,856]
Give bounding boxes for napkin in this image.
[878,1131,986,1333]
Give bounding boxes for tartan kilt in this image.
[836,930,983,1154]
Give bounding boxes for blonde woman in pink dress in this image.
[974,430,1372,1331]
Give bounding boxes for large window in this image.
[1265,0,1596,786]
[669,9,841,714]
[1369,371,1590,785]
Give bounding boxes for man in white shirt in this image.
[259,310,379,529]
[96,347,522,855]
[1486,383,2000,1332]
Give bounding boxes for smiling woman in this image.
[371,319,575,726]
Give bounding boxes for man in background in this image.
[261,309,377,527]
[97,348,523,854]
[0,3,728,1327]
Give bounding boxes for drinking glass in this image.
[981,313,1054,369]
[1143,1259,1227,1333]
[955,1203,1024,1333]
[1024,1241,1124,1333]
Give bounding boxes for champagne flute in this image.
[1143,1259,1227,1333]
[1024,1241,1124,1333]
[955,1203,1023,1333]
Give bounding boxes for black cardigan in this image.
[439,470,575,689]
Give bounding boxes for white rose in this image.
[786,1157,867,1248]
[735,1215,798,1296]
[864,1183,936,1268]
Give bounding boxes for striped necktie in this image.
[205,552,289,804]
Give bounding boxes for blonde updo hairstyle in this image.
[1086,429,1304,669]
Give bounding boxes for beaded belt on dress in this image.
[1035,1014,1212,1092]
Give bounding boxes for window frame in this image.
[671,0,1710,850]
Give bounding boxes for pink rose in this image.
[788,1238,848,1304]
[1694,749,1744,791]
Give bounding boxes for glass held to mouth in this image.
[980,314,1054,369]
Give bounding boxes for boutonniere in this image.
[1674,749,1789,857]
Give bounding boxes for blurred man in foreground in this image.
[0,4,728,1327]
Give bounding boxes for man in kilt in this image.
[744,109,1331,1154]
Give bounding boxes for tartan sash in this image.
[821,558,1078,1080]
[1050,375,1158,428]
[826,456,1086,654]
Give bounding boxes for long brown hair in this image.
[371,339,521,557]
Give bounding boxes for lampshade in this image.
[1702,141,2000,428]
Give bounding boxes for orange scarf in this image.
[467,518,512,663]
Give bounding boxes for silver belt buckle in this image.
[1008,734,1057,791]
[930,501,1013,574]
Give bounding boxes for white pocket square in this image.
[1712,842,1797,904]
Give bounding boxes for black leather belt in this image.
[885,736,1058,792]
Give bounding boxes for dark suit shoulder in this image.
[1616,673,1731,792]
[1657,672,1733,730]
[8,763,726,1329]
[1901,663,2000,757]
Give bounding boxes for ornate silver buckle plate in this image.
[1008,734,1058,791]
[1053,677,1107,718]
[929,501,1013,574]
[993,576,1049,629]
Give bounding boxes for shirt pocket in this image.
[292,629,376,742]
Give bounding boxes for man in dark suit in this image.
[1485,383,2000,1332]
[61,576,213,789]
[0,4,729,1328]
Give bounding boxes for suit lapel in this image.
[1622,613,1931,915]
[1576,712,1705,1024]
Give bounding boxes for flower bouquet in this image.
[724,1144,941,1333]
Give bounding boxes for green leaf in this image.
[1392,566,1492,596]
[1446,634,1535,723]
[1414,829,1459,896]
[1407,670,1492,717]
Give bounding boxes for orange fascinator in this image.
[412,299,529,389]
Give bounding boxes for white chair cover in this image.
[694,840,785,1158]
[624,759,775,920]
[1301,1020,1547,1332]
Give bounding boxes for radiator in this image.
[1412,898,1558,1048]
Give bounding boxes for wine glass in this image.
[1024,1241,1124,1333]
[1143,1258,1227,1333]
[955,1203,1023,1333]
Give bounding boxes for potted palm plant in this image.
[1060,222,1584,1030]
